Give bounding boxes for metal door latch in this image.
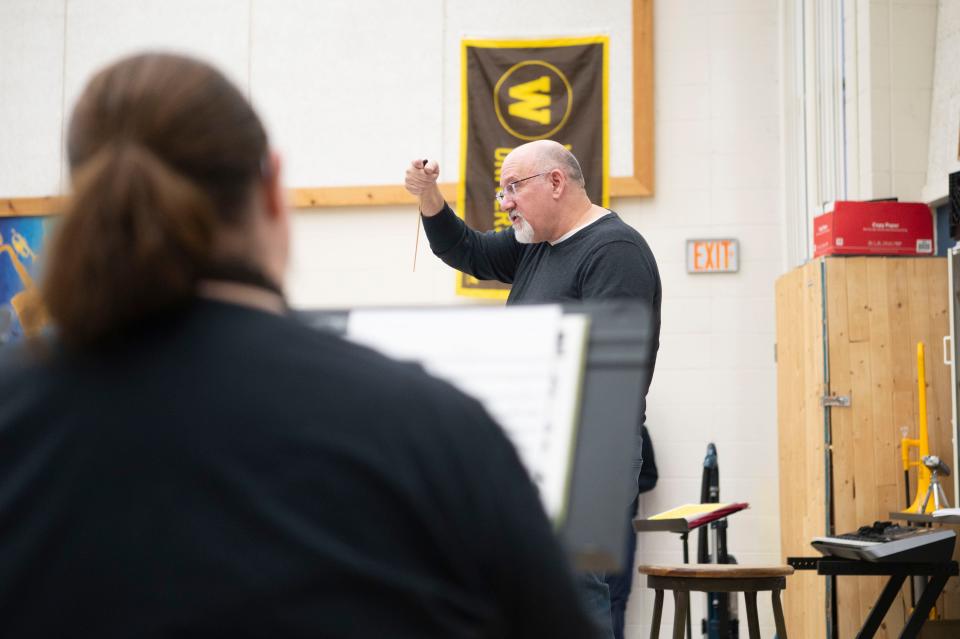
[820,395,850,407]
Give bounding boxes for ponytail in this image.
[42,141,216,347]
[44,52,269,348]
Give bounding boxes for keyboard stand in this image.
[787,557,959,638]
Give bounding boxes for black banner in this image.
[458,36,608,298]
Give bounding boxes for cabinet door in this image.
[776,259,828,639]
[949,247,960,502]
[777,256,956,638]
[825,256,952,638]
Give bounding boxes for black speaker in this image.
[950,170,960,242]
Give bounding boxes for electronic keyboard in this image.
[811,521,956,563]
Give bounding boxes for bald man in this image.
[405,140,661,639]
[406,140,661,305]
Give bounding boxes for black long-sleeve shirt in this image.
[422,204,661,423]
[0,299,598,638]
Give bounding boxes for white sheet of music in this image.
[346,305,588,524]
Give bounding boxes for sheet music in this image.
[346,305,587,523]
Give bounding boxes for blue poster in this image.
[0,216,53,344]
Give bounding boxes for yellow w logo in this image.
[508,76,551,125]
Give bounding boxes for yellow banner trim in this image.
[457,35,609,298]
[461,35,610,49]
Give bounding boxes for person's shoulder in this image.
[0,334,56,371]
[269,310,489,413]
[323,331,484,417]
[234,307,406,374]
[0,338,59,401]
[596,210,643,237]
[578,210,651,252]
[192,301,500,433]
[579,211,660,280]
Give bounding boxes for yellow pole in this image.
[906,342,933,513]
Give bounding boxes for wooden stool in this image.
[638,564,793,639]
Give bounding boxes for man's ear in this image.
[550,168,565,199]
[262,150,286,221]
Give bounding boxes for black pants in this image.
[604,424,657,639]
[603,496,639,639]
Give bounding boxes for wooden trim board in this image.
[0,0,654,217]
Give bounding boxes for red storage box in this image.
[813,200,933,257]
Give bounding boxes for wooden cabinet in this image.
[776,256,958,638]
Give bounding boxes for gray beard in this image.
[513,217,535,244]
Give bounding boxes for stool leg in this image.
[649,589,663,639]
[672,591,688,639]
[744,591,760,639]
[772,589,788,639]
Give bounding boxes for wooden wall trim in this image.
[2,197,67,217]
[632,0,655,195]
[0,0,653,217]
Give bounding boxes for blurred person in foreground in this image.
[0,52,599,639]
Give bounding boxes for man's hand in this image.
[405,159,444,216]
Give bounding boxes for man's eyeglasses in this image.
[495,171,549,203]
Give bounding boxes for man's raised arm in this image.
[404,158,444,216]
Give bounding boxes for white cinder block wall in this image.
[1,1,785,637]
[618,2,783,637]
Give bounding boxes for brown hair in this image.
[42,52,268,347]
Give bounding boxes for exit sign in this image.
[686,239,739,273]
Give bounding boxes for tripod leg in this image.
[920,484,934,513]
[931,474,950,510]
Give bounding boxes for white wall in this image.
[0,1,785,637]
[780,0,939,270]
[0,1,65,197]
[849,0,938,203]
[923,0,960,202]
[621,2,782,636]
